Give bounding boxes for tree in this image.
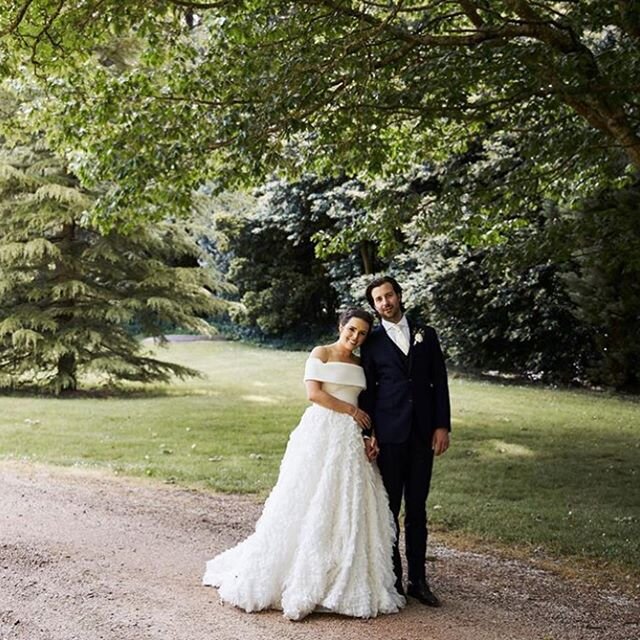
[559,187,640,390]
[215,175,339,339]
[1,2,639,231]
[0,141,226,393]
[3,2,638,388]
[396,236,594,384]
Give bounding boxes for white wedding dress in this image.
[203,357,405,620]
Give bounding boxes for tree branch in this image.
[30,0,67,65]
[457,0,485,28]
[562,93,640,168]
[308,0,564,48]
[166,0,234,8]
[0,0,36,37]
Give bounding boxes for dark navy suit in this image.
[360,322,451,586]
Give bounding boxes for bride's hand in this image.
[350,406,371,430]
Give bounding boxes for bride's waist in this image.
[314,392,359,404]
[309,401,358,414]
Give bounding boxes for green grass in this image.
[431,376,639,572]
[1,340,638,578]
[0,341,308,492]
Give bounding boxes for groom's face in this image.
[371,283,403,323]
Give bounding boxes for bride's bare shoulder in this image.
[309,345,330,363]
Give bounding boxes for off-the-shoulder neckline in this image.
[308,356,361,368]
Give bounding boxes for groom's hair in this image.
[365,275,405,312]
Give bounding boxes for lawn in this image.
[1,340,638,582]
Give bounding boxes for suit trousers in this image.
[376,426,435,586]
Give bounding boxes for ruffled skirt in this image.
[203,404,405,620]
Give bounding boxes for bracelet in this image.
[350,406,357,418]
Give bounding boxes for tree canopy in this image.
[2,1,639,230]
[2,2,639,390]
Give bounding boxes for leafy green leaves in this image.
[2,1,639,232]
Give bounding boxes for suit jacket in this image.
[360,322,451,444]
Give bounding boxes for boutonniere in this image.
[413,330,424,345]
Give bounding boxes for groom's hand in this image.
[364,436,379,462]
[432,428,450,456]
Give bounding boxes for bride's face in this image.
[338,317,370,352]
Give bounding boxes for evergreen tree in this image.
[0,142,226,393]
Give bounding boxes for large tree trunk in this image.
[56,352,78,393]
[359,241,376,275]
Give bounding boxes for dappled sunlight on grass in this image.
[241,395,279,404]
[159,388,223,397]
[425,374,639,570]
[1,340,638,574]
[483,439,536,458]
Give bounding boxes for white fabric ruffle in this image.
[203,401,404,620]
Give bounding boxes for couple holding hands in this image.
[204,276,451,621]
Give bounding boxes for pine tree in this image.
[0,141,226,393]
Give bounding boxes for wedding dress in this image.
[203,357,405,620]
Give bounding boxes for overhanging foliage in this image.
[1,1,638,231]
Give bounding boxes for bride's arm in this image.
[305,379,371,431]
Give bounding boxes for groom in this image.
[360,275,451,607]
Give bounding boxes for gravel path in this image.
[1,461,637,640]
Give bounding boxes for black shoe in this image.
[407,581,440,607]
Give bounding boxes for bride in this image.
[203,308,405,620]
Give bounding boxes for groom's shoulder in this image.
[369,324,385,338]
[413,321,437,333]
[362,324,385,348]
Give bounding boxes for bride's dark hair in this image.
[338,307,374,333]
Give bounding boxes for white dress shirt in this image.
[382,316,410,355]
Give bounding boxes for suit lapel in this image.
[408,321,418,371]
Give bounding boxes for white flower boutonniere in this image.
[413,330,424,346]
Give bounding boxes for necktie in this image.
[392,324,409,355]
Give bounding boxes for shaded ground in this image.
[1,461,637,640]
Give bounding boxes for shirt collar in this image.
[382,315,409,332]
